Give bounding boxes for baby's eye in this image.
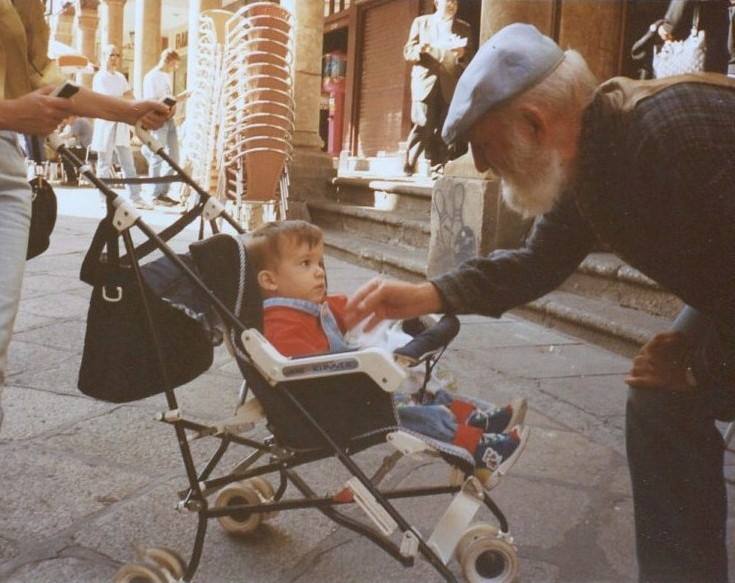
[301,259,310,267]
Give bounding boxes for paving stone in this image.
[9,354,83,397]
[5,341,78,381]
[517,559,562,583]
[18,292,90,321]
[538,375,629,427]
[517,426,624,487]
[10,311,64,334]
[0,536,19,562]
[0,447,150,544]
[20,273,86,300]
[73,478,340,583]
[460,343,631,379]
[453,319,581,350]
[3,556,113,583]
[37,405,202,475]
[596,497,638,582]
[488,477,591,551]
[0,386,111,442]
[13,319,87,353]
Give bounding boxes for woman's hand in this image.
[125,99,170,130]
[0,86,75,135]
[344,278,444,332]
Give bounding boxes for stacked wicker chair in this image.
[218,2,295,229]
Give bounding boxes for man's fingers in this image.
[346,277,382,311]
[363,312,384,334]
[345,278,383,328]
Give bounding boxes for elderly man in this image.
[346,23,735,583]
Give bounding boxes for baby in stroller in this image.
[246,220,530,484]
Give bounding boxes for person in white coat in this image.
[91,44,152,209]
[142,49,185,206]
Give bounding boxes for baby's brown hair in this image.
[246,220,324,277]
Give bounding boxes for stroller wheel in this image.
[113,562,168,583]
[456,523,519,583]
[215,481,263,536]
[249,476,278,520]
[142,546,186,580]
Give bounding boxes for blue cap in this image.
[442,23,565,144]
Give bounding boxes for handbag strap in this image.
[80,217,121,287]
[632,19,667,61]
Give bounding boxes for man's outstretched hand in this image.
[344,278,444,332]
[625,331,694,391]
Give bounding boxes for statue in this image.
[403,0,473,176]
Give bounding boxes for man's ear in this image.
[518,104,549,145]
[257,269,278,293]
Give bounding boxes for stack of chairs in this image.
[219,2,295,229]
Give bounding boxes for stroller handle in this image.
[135,121,164,154]
[394,314,460,365]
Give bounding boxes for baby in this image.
[247,220,529,481]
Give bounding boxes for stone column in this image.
[558,0,625,81]
[479,0,555,43]
[100,0,126,53]
[74,0,100,88]
[281,0,324,149]
[187,0,223,94]
[133,0,162,97]
[279,0,334,213]
[50,3,75,48]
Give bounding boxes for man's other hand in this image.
[625,331,694,391]
[344,278,443,332]
[0,86,75,135]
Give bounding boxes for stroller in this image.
[50,126,525,583]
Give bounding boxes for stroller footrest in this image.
[345,477,397,537]
[427,477,484,565]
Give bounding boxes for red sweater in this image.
[263,295,349,357]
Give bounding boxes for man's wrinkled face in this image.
[468,110,568,218]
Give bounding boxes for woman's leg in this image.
[0,132,33,422]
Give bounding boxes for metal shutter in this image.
[356,0,414,157]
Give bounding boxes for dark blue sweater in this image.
[433,83,735,388]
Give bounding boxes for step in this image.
[309,200,432,250]
[330,176,433,216]
[321,226,427,282]
[515,290,673,357]
[563,253,683,319]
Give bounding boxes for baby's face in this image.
[272,240,327,303]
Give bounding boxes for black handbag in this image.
[77,218,214,403]
[26,135,57,260]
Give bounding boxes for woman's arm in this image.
[68,87,169,129]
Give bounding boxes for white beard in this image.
[498,134,568,218]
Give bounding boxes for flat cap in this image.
[442,23,565,144]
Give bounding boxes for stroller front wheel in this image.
[456,523,519,583]
[215,480,264,536]
[141,546,186,580]
[249,476,278,521]
[112,562,168,583]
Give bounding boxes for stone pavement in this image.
[1,187,733,583]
